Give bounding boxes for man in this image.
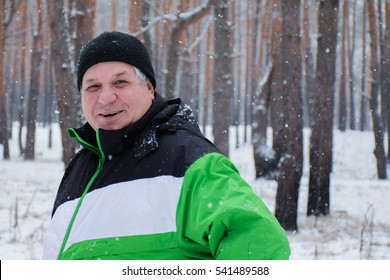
[43,31,290,260]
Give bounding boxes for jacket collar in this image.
[69,93,181,160]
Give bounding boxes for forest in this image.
[0,0,389,234]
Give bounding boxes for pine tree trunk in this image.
[0,2,10,159]
[212,0,232,157]
[367,0,387,179]
[47,1,80,167]
[24,33,42,160]
[360,1,368,131]
[381,0,390,164]
[73,0,96,63]
[274,1,303,232]
[25,0,43,160]
[338,1,348,132]
[307,0,339,216]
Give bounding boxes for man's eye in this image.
[115,80,128,86]
[86,85,100,92]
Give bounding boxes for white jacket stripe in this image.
[43,175,183,259]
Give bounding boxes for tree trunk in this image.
[129,0,142,33]
[302,0,317,128]
[24,30,43,160]
[275,0,303,232]
[212,0,232,157]
[307,0,339,216]
[269,0,284,164]
[25,0,44,160]
[201,20,213,132]
[0,1,10,159]
[17,0,28,156]
[250,0,264,156]
[349,0,356,130]
[111,0,118,30]
[367,0,387,179]
[381,0,390,163]
[252,0,282,179]
[360,1,369,131]
[47,0,81,167]
[165,1,211,99]
[73,0,96,63]
[252,63,274,178]
[338,0,348,132]
[46,57,54,149]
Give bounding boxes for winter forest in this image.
[0,0,389,260]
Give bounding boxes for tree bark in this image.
[338,0,348,132]
[252,63,275,178]
[360,1,369,131]
[111,0,118,30]
[367,0,387,179]
[73,0,96,63]
[211,0,232,157]
[165,1,211,99]
[348,0,356,130]
[381,0,390,163]
[47,0,81,167]
[24,0,43,160]
[275,0,303,232]
[252,1,277,178]
[307,0,339,216]
[0,1,10,159]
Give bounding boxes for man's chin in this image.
[94,115,129,131]
[98,124,126,131]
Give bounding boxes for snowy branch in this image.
[132,0,211,37]
[255,60,273,97]
[187,16,213,53]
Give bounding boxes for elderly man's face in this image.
[81,61,154,130]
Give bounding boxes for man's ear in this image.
[147,81,155,97]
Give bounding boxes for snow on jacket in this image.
[43,93,290,260]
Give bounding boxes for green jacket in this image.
[43,94,290,260]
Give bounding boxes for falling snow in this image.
[0,123,389,259]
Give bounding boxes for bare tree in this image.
[211,0,232,157]
[338,0,349,132]
[360,1,369,131]
[0,0,12,159]
[252,1,275,178]
[72,0,96,64]
[47,0,81,167]
[176,0,212,113]
[165,0,211,99]
[380,0,390,163]
[199,14,213,132]
[24,0,44,160]
[129,0,143,33]
[0,2,7,158]
[269,0,283,166]
[367,0,387,179]
[111,0,118,30]
[307,0,339,216]
[301,0,318,128]
[1,0,22,159]
[274,0,303,232]
[348,0,357,130]
[17,0,28,155]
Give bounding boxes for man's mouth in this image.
[99,111,122,118]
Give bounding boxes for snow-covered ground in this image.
[0,123,389,259]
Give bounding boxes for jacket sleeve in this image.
[176,152,290,260]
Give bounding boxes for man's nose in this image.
[98,87,117,104]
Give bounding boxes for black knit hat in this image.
[76,31,156,91]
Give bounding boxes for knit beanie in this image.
[76,31,156,91]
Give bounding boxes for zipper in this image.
[57,129,106,260]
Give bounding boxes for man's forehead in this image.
[83,63,135,80]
